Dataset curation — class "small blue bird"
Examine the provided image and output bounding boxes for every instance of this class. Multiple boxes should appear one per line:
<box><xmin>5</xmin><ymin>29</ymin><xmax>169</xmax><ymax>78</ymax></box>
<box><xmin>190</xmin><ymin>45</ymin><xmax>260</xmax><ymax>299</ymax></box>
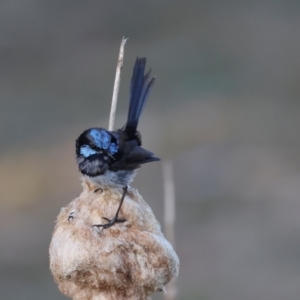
<box><xmin>75</xmin><ymin>58</ymin><xmax>159</xmax><ymax>229</ymax></box>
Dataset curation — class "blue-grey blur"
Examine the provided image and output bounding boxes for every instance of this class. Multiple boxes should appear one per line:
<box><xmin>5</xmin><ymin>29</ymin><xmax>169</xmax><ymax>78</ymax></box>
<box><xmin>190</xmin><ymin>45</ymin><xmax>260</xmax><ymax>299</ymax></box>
<box><xmin>1</xmin><ymin>1</ymin><xmax>300</xmax><ymax>300</ymax></box>
<box><xmin>76</xmin><ymin>58</ymin><xmax>159</xmax><ymax>187</ymax></box>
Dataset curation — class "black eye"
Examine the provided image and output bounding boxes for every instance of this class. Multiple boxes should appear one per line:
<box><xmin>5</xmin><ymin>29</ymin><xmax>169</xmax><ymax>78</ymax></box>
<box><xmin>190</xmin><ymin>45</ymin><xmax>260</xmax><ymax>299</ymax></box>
<box><xmin>90</xmin><ymin>144</ymin><xmax>98</xmax><ymax>150</ymax></box>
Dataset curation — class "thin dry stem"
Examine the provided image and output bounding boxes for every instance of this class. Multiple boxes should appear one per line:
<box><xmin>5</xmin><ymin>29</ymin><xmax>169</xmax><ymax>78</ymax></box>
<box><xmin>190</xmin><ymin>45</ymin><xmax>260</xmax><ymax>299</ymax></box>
<box><xmin>163</xmin><ymin>160</ymin><xmax>175</xmax><ymax>246</ymax></box>
<box><xmin>108</xmin><ymin>37</ymin><xmax>128</xmax><ymax>131</ymax></box>
<box><xmin>163</xmin><ymin>160</ymin><xmax>177</xmax><ymax>300</ymax></box>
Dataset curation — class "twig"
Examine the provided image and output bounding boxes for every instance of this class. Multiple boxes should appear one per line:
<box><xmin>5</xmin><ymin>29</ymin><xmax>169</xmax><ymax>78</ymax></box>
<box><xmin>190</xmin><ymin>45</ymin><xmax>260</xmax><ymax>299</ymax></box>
<box><xmin>163</xmin><ymin>160</ymin><xmax>177</xmax><ymax>300</ymax></box>
<box><xmin>108</xmin><ymin>37</ymin><xmax>128</xmax><ymax>131</ymax></box>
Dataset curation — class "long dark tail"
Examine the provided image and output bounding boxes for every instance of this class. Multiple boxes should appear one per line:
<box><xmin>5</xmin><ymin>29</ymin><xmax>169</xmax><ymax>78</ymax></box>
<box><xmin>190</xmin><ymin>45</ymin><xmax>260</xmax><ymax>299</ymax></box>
<box><xmin>124</xmin><ymin>57</ymin><xmax>155</xmax><ymax>138</ymax></box>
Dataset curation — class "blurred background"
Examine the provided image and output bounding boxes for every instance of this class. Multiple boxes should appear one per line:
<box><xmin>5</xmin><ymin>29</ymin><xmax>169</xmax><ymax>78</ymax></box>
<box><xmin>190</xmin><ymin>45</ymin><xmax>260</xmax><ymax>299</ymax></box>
<box><xmin>1</xmin><ymin>1</ymin><xmax>300</xmax><ymax>299</ymax></box>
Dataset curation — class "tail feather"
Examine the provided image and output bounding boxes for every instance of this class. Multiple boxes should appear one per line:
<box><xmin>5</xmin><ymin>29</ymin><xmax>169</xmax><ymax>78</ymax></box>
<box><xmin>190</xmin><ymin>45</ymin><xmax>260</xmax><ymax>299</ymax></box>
<box><xmin>125</xmin><ymin>57</ymin><xmax>155</xmax><ymax>137</ymax></box>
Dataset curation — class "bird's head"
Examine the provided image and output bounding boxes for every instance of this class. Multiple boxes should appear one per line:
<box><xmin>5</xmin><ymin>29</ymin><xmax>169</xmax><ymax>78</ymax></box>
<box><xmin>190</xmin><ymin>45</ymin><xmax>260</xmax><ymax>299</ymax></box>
<box><xmin>76</xmin><ymin>128</ymin><xmax>118</xmax><ymax>177</ymax></box>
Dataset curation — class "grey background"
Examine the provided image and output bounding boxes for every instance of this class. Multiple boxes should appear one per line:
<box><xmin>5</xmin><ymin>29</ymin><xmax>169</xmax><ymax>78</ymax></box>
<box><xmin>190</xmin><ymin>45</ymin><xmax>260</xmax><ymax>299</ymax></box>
<box><xmin>1</xmin><ymin>1</ymin><xmax>300</xmax><ymax>299</ymax></box>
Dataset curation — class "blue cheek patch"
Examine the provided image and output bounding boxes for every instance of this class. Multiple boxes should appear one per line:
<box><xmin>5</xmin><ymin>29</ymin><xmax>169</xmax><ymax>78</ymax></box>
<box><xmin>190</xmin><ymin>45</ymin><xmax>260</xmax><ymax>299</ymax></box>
<box><xmin>80</xmin><ymin>145</ymin><xmax>97</xmax><ymax>157</ymax></box>
<box><xmin>90</xmin><ymin>129</ymin><xmax>118</xmax><ymax>155</ymax></box>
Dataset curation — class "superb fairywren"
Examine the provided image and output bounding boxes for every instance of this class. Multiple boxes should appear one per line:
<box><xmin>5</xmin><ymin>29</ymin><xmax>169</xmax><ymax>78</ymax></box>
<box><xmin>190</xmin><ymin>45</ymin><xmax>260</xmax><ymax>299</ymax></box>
<box><xmin>75</xmin><ymin>57</ymin><xmax>160</xmax><ymax>229</ymax></box>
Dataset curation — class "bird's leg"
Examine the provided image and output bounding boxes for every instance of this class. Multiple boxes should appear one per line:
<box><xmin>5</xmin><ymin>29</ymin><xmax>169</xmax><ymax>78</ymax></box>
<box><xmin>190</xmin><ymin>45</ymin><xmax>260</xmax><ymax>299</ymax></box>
<box><xmin>93</xmin><ymin>185</ymin><xmax>128</xmax><ymax>230</ymax></box>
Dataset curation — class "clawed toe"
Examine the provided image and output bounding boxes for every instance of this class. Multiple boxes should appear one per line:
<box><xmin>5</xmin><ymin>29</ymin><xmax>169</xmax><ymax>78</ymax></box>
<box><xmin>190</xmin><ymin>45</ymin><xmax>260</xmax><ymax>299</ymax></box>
<box><xmin>93</xmin><ymin>217</ymin><xmax>126</xmax><ymax>230</ymax></box>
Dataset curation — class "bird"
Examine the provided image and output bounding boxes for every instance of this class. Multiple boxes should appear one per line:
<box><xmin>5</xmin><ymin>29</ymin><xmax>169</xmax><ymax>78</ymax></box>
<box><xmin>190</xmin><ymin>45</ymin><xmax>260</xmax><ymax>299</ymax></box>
<box><xmin>75</xmin><ymin>57</ymin><xmax>160</xmax><ymax>230</ymax></box>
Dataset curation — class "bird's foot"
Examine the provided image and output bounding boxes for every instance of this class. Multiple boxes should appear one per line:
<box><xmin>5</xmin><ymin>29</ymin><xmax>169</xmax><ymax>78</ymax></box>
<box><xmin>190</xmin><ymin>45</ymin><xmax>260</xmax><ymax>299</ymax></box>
<box><xmin>93</xmin><ymin>185</ymin><xmax>128</xmax><ymax>231</ymax></box>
